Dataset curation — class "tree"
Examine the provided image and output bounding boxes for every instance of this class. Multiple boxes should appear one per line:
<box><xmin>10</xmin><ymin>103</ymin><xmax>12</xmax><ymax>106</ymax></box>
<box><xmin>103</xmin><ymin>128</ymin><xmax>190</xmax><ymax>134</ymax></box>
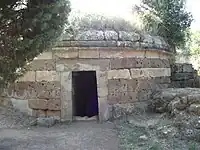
<box><xmin>135</xmin><ymin>0</ymin><xmax>193</xmax><ymax>51</ymax></box>
<box><xmin>0</xmin><ymin>0</ymin><xmax>71</xmax><ymax>86</ymax></box>
<box><xmin>188</xmin><ymin>31</ymin><xmax>200</xmax><ymax>55</ymax></box>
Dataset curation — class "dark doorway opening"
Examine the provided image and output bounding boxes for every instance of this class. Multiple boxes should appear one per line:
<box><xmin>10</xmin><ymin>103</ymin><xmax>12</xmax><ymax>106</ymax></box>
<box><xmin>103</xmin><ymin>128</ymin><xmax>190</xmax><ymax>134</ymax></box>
<box><xmin>72</xmin><ymin>71</ymin><xmax>99</xmax><ymax>118</ymax></box>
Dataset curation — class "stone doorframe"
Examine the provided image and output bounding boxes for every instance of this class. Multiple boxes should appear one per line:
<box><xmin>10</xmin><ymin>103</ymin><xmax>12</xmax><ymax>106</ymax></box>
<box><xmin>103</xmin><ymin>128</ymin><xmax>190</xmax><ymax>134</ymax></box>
<box><xmin>60</xmin><ymin>63</ymin><xmax>109</xmax><ymax>122</ymax></box>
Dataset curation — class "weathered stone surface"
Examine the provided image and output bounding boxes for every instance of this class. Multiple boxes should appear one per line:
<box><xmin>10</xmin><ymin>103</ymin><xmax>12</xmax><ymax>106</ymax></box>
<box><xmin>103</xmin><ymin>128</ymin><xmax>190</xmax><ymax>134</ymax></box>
<box><xmin>142</xmin><ymin>34</ymin><xmax>154</xmax><ymax>43</ymax></box>
<box><xmin>75</xmin><ymin>30</ymin><xmax>104</xmax><ymax>41</ymax></box>
<box><xmin>99</xmin><ymin>50</ymin><xmax>123</xmax><ymax>58</ymax></box>
<box><xmin>110</xmin><ymin>58</ymin><xmax>136</xmax><ymax>69</ymax></box>
<box><xmin>172</xmin><ymin>73</ymin><xmax>194</xmax><ymax>81</ymax></box>
<box><xmin>11</xmin><ymin>98</ymin><xmax>32</xmax><ymax>115</ymax></box>
<box><xmin>28</xmin><ymin>60</ymin><xmax>56</xmax><ymax>71</ymax></box>
<box><xmin>97</xmin><ymin>87</ymin><xmax>108</xmax><ymax>97</ymax></box>
<box><xmin>57</xmin><ymin>59</ymin><xmax>110</xmax><ymax>71</ymax></box>
<box><xmin>46</xmin><ymin>110</ymin><xmax>61</xmax><ymax>118</ymax></box>
<box><xmin>47</xmin><ymin>99</ymin><xmax>61</xmax><ymax>110</ymax></box>
<box><xmin>36</xmin><ymin>71</ymin><xmax>60</xmax><ymax>82</ymax></box>
<box><xmin>108</xmin><ymin>69</ymin><xmax>131</xmax><ymax>79</ymax></box>
<box><xmin>14</xmin><ymin>82</ymin><xmax>37</xmax><ymax>99</ymax></box>
<box><xmin>188</xmin><ymin>104</ymin><xmax>200</xmax><ymax>115</ymax></box>
<box><xmin>28</xmin><ymin>99</ymin><xmax>48</xmax><ymax>110</ymax></box>
<box><xmin>152</xmin><ymin>36</ymin><xmax>162</xmax><ymax>46</ymax></box>
<box><xmin>130</xmin><ymin>68</ymin><xmax>171</xmax><ymax>78</ymax></box>
<box><xmin>145</xmin><ymin>51</ymin><xmax>160</xmax><ymax>59</ymax></box>
<box><xmin>56</xmin><ymin>64</ymin><xmax>65</xmax><ymax>72</ymax></box>
<box><xmin>53</xmin><ymin>50</ymin><xmax>78</xmax><ymax>59</ymax></box>
<box><xmin>182</xmin><ymin>64</ymin><xmax>193</xmax><ymax>73</ymax></box>
<box><xmin>17</xmin><ymin>71</ymin><xmax>36</xmax><ymax>82</ymax></box>
<box><xmin>34</xmin><ymin>52</ymin><xmax>52</xmax><ymax>60</ymax></box>
<box><xmin>32</xmin><ymin>109</ymin><xmax>46</xmax><ymax>117</ymax></box>
<box><xmin>127</xmin><ymin>79</ymin><xmax>138</xmax><ymax>91</ymax></box>
<box><xmin>60</xmin><ymin>72</ymin><xmax>72</xmax><ymax>121</ymax></box>
<box><xmin>104</xmin><ymin>30</ymin><xmax>118</xmax><ymax>40</ymax></box>
<box><xmin>110</xmin><ymin>103</ymin><xmax>135</xmax><ymax>120</ymax></box>
<box><xmin>119</xmin><ymin>31</ymin><xmax>140</xmax><ymax>42</ymax></box>
<box><xmin>79</xmin><ymin>50</ymin><xmax>99</xmax><ymax>58</ymax></box>
<box><xmin>98</xmin><ymin>97</ymin><xmax>110</xmax><ymax>121</ymax></box>
<box><xmin>117</xmin><ymin>41</ymin><xmax>140</xmax><ymax>48</ymax></box>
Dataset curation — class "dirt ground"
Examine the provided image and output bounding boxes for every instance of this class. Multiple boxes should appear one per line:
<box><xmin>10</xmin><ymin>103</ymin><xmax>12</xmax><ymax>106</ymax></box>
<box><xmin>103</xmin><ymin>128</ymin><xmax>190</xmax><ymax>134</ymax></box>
<box><xmin>0</xmin><ymin>106</ymin><xmax>120</xmax><ymax>150</ymax></box>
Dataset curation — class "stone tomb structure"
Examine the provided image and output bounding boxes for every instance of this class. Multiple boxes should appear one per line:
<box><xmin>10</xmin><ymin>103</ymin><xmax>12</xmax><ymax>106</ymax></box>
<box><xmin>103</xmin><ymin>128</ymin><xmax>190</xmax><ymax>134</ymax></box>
<box><xmin>0</xmin><ymin>30</ymin><xmax>172</xmax><ymax>122</ymax></box>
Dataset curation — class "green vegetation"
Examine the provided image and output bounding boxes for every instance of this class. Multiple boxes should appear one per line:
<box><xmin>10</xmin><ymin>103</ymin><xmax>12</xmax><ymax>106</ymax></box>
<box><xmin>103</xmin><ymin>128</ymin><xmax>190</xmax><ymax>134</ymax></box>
<box><xmin>135</xmin><ymin>0</ymin><xmax>193</xmax><ymax>51</ymax></box>
<box><xmin>0</xmin><ymin>0</ymin><xmax>71</xmax><ymax>86</ymax></box>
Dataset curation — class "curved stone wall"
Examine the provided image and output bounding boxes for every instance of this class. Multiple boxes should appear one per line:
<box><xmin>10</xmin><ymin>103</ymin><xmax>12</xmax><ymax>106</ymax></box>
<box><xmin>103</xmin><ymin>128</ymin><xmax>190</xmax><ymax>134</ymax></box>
<box><xmin>59</xmin><ymin>30</ymin><xmax>170</xmax><ymax>51</ymax></box>
<box><xmin>0</xmin><ymin>30</ymin><xmax>172</xmax><ymax>122</ymax></box>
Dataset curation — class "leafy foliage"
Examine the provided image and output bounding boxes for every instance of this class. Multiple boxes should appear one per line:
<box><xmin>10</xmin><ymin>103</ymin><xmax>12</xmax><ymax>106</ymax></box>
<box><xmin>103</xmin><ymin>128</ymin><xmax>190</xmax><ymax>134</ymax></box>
<box><xmin>135</xmin><ymin>0</ymin><xmax>193</xmax><ymax>51</ymax></box>
<box><xmin>188</xmin><ymin>31</ymin><xmax>200</xmax><ymax>55</ymax></box>
<box><xmin>0</xmin><ymin>0</ymin><xmax>71</xmax><ymax>86</ymax></box>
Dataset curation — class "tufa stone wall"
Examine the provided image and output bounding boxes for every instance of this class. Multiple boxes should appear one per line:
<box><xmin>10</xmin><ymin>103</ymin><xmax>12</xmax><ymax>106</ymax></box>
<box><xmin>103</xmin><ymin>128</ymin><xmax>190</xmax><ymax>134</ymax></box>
<box><xmin>0</xmin><ymin>29</ymin><xmax>172</xmax><ymax>122</ymax></box>
<box><xmin>171</xmin><ymin>63</ymin><xmax>200</xmax><ymax>88</ymax></box>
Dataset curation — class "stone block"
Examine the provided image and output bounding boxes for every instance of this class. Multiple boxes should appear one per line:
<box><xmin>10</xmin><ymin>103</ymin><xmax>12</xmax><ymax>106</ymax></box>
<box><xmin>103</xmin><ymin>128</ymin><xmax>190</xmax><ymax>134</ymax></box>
<box><xmin>105</xmin><ymin>30</ymin><xmax>118</xmax><ymax>40</ymax></box>
<box><xmin>117</xmin><ymin>41</ymin><xmax>140</xmax><ymax>49</ymax></box>
<box><xmin>110</xmin><ymin>58</ymin><xmax>136</xmax><ymax>69</ymax></box>
<box><xmin>188</xmin><ymin>104</ymin><xmax>200</xmax><ymax>115</ymax></box>
<box><xmin>108</xmin><ymin>69</ymin><xmax>131</xmax><ymax>79</ymax></box>
<box><xmin>99</xmin><ymin>50</ymin><xmax>123</xmax><ymax>58</ymax></box>
<box><xmin>182</xmin><ymin>64</ymin><xmax>193</xmax><ymax>73</ymax></box>
<box><xmin>71</xmin><ymin>41</ymin><xmax>112</xmax><ymax>47</ymax></box>
<box><xmin>137</xmin><ymin>79</ymin><xmax>152</xmax><ymax>90</ymax></box>
<box><xmin>108</xmin><ymin>79</ymin><xmax>128</xmax><ymax>94</ymax></box>
<box><xmin>135</xmin><ymin>58</ymin><xmax>144</xmax><ymax>68</ymax></box>
<box><xmin>98</xmin><ymin>97</ymin><xmax>110</xmax><ymax>122</ymax></box>
<box><xmin>79</xmin><ymin>50</ymin><xmax>99</xmax><ymax>58</ymax></box>
<box><xmin>142</xmin><ymin>58</ymin><xmax>151</xmax><ymax>68</ymax></box>
<box><xmin>75</xmin><ymin>30</ymin><xmax>104</xmax><ymax>40</ymax></box>
<box><xmin>14</xmin><ymin>81</ymin><xmax>37</xmax><ymax>99</ymax></box>
<box><xmin>46</xmin><ymin>110</ymin><xmax>61</xmax><ymax>118</ymax></box>
<box><xmin>36</xmin><ymin>71</ymin><xmax>60</xmax><ymax>82</ymax></box>
<box><xmin>142</xmin><ymin>34</ymin><xmax>154</xmax><ymax>43</ymax></box>
<box><xmin>34</xmin><ymin>52</ymin><xmax>52</xmax><ymax>60</ymax></box>
<box><xmin>36</xmin><ymin>81</ymin><xmax>61</xmax><ymax>99</ymax></box>
<box><xmin>28</xmin><ymin>99</ymin><xmax>48</xmax><ymax>110</ymax></box>
<box><xmin>28</xmin><ymin>60</ymin><xmax>56</xmax><ymax>71</ymax></box>
<box><xmin>159</xmin><ymin>52</ymin><xmax>170</xmax><ymax>60</ymax></box>
<box><xmin>11</xmin><ymin>98</ymin><xmax>32</xmax><ymax>115</ymax></box>
<box><xmin>187</xmin><ymin>94</ymin><xmax>200</xmax><ymax>104</ymax></box>
<box><xmin>17</xmin><ymin>71</ymin><xmax>36</xmax><ymax>82</ymax></box>
<box><xmin>57</xmin><ymin>59</ymin><xmax>110</xmax><ymax>71</ymax></box>
<box><xmin>122</xmin><ymin>50</ymin><xmax>145</xmax><ymax>58</ymax></box>
<box><xmin>172</xmin><ymin>64</ymin><xmax>183</xmax><ymax>73</ymax></box>
<box><xmin>128</xmin><ymin>91</ymin><xmax>138</xmax><ymax>102</ymax></box>
<box><xmin>98</xmin><ymin>87</ymin><xmax>108</xmax><ymax>97</ymax></box>
<box><xmin>32</xmin><ymin>109</ymin><xmax>47</xmax><ymax>117</ymax></box>
<box><xmin>172</xmin><ymin>73</ymin><xmax>194</xmax><ymax>81</ymax></box>
<box><xmin>137</xmin><ymin>89</ymin><xmax>152</xmax><ymax>101</ymax></box>
<box><xmin>119</xmin><ymin>31</ymin><xmax>140</xmax><ymax>41</ymax></box>
<box><xmin>108</xmin><ymin>94</ymin><xmax>121</xmax><ymax>104</ymax></box>
<box><xmin>53</xmin><ymin>50</ymin><xmax>78</xmax><ymax>59</ymax></box>
<box><xmin>47</xmin><ymin>99</ymin><xmax>61</xmax><ymax>110</ymax></box>
<box><xmin>56</xmin><ymin>64</ymin><xmax>65</xmax><ymax>72</ymax></box>
<box><xmin>127</xmin><ymin>79</ymin><xmax>138</xmax><ymax>91</ymax></box>
<box><xmin>130</xmin><ymin>69</ymin><xmax>142</xmax><ymax>78</ymax></box>
<box><xmin>145</xmin><ymin>51</ymin><xmax>160</xmax><ymax>59</ymax></box>
<box><xmin>150</xmin><ymin>59</ymin><xmax>163</xmax><ymax>68</ymax></box>
<box><xmin>61</xmin><ymin>72</ymin><xmax>72</xmax><ymax>92</ymax></box>
<box><xmin>97</xmin><ymin>71</ymin><xmax>108</xmax><ymax>87</ymax></box>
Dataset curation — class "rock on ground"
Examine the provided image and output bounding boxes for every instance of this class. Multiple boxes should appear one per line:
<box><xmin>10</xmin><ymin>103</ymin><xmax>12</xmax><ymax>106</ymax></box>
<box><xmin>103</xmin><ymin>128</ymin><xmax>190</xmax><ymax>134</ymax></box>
<box><xmin>0</xmin><ymin>106</ymin><xmax>37</xmax><ymax>129</ymax></box>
